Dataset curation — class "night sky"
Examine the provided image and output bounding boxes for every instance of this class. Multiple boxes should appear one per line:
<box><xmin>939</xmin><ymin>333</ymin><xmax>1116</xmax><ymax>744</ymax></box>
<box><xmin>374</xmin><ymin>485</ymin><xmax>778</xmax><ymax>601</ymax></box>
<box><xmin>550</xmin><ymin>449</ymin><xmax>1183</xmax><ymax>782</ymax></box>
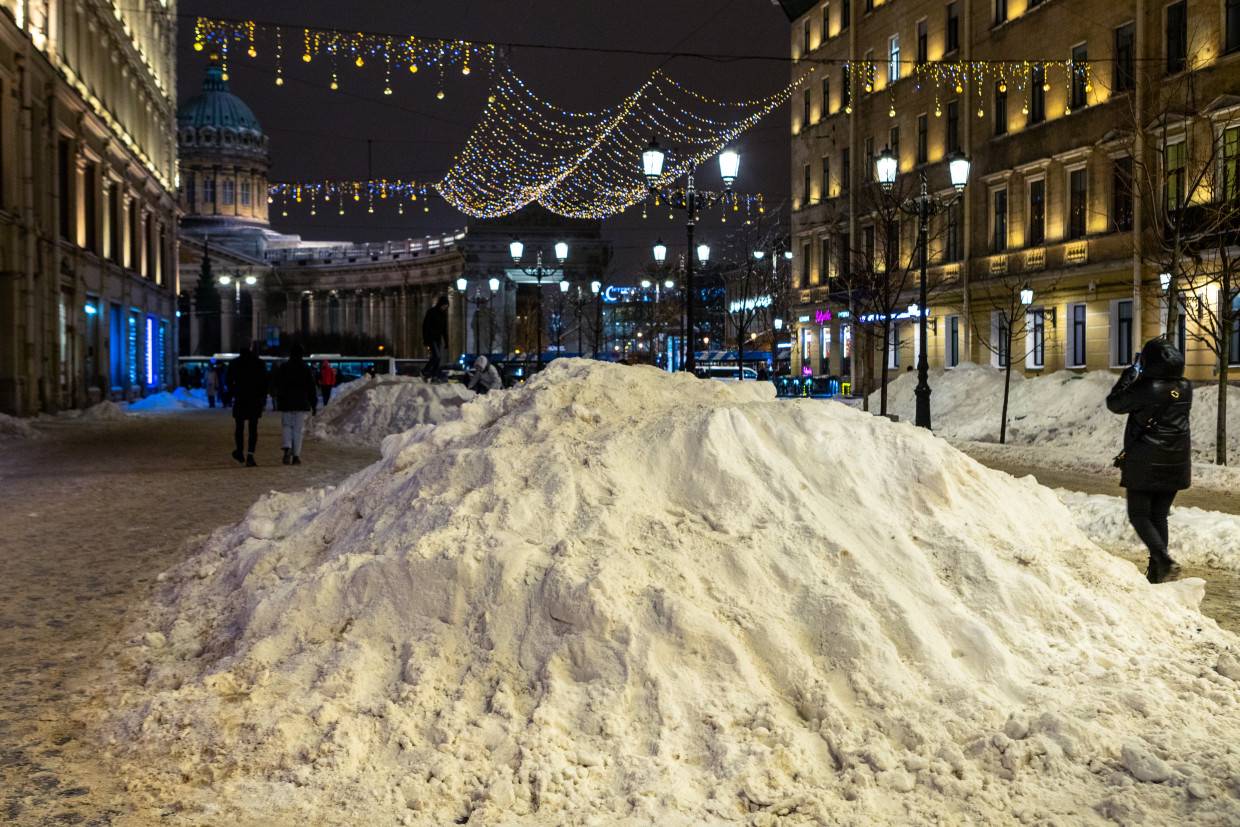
<box><xmin>175</xmin><ymin>0</ymin><xmax>792</xmax><ymax>274</ymax></box>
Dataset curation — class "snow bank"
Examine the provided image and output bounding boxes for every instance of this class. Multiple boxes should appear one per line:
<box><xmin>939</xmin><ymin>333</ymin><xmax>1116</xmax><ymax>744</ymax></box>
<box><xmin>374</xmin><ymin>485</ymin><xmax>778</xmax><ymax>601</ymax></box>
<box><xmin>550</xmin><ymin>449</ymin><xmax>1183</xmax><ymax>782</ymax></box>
<box><xmin>1058</xmin><ymin>488</ymin><xmax>1240</xmax><ymax>572</ymax></box>
<box><xmin>0</xmin><ymin>412</ymin><xmax>40</xmax><ymax>440</ymax></box>
<box><xmin>79</xmin><ymin>400</ymin><xmax>127</xmax><ymax>421</ymax></box>
<box><xmin>127</xmin><ymin>388</ymin><xmax>209</xmax><ymax>413</ymax></box>
<box><xmin>112</xmin><ymin>360</ymin><xmax>1240</xmax><ymax>825</ymax></box>
<box><xmin>872</xmin><ymin>364</ymin><xmax>1240</xmax><ymax>465</ymax></box>
<box><xmin>311</xmin><ymin>375</ymin><xmax>475</xmax><ymax>446</ymax></box>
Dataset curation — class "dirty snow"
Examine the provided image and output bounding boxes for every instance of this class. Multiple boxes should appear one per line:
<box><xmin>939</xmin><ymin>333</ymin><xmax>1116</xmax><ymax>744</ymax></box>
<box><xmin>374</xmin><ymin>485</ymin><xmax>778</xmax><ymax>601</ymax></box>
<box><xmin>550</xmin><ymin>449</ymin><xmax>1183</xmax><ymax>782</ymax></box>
<box><xmin>0</xmin><ymin>412</ymin><xmax>40</xmax><ymax>441</ymax></box>
<box><xmin>310</xmin><ymin>375</ymin><xmax>474</xmax><ymax>447</ymax></box>
<box><xmin>77</xmin><ymin>400</ymin><xmax>127</xmax><ymax>421</ymax></box>
<box><xmin>98</xmin><ymin>360</ymin><xmax>1240</xmax><ymax>825</ymax></box>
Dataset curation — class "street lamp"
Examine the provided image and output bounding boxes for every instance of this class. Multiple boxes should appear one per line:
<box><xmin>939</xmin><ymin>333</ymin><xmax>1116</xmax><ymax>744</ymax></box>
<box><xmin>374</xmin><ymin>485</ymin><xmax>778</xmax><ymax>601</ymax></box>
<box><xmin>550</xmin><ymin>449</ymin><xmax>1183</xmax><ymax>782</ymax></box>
<box><xmin>783</xmin><ymin>250</ymin><xmax>793</xmax><ymax>262</ymax></box>
<box><xmin>1020</xmin><ymin>286</ymin><xmax>1034</xmax><ymax>306</ymax></box>
<box><xmin>510</xmin><ymin>238</ymin><xmax>569</xmax><ymax>369</ymax></box>
<box><xmin>696</xmin><ymin>244</ymin><xmax>711</xmax><ymax>265</ymax></box>
<box><xmin>1160</xmin><ymin>272</ymin><xmax>1173</xmax><ymax>292</ymax></box>
<box><xmin>878</xmin><ymin>147</ymin><xmax>972</xmax><ymax>429</ymax></box>
<box><xmin>639</xmin><ymin>135</ymin><xmax>740</xmax><ymax>372</ymax></box>
<box><xmin>456</xmin><ymin>277</ymin><xmax>468</xmax><ymax>291</ymax></box>
<box><xmin>489</xmin><ymin>276</ymin><xmax>501</xmax><ymax>293</ymax></box>
<box><xmin>590</xmin><ymin>280</ymin><xmax>602</xmax><ymax>358</ymax></box>
<box><xmin>753</xmin><ymin>250</ymin><xmax>765</xmax><ymax>261</ymax></box>
<box><xmin>218</xmin><ymin>271</ymin><xmax>258</xmax><ymax>351</ymax></box>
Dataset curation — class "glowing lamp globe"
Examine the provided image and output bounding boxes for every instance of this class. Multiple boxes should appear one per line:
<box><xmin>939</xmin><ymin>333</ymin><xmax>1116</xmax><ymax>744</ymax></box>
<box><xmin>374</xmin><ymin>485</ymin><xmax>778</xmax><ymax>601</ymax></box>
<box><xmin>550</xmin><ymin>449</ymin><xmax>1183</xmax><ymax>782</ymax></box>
<box><xmin>696</xmin><ymin>243</ymin><xmax>711</xmax><ymax>264</ymax></box>
<box><xmin>642</xmin><ymin>136</ymin><xmax>666</xmax><ymax>186</ymax></box>
<box><xmin>509</xmin><ymin>239</ymin><xmax>524</xmax><ymax>263</ymax></box>
<box><xmin>876</xmin><ymin>146</ymin><xmax>898</xmax><ymax>190</ymax></box>
<box><xmin>652</xmin><ymin>240</ymin><xmax>667</xmax><ymax>264</ymax></box>
<box><xmin>456</xmin><ymin>277</ymin><xmax>468</xmax><ymax>291</ymax></box>
<box><xmin>554</xmin><ymin>241</ymin><xmax>569</xmax><ymax>263</ymax></box>
<box><xmin>718</xmin><ymin>148</ymin><xmax>740</xmax><ymax>189</ymax></box>
<box><xmin>947</xmin><ymin>151</ymin><xmax>971</xmax><ymax>192</ymax></box>
<box><xmin>489</xmin><ymin>277</ymin><xmax>501</xmax><ymax>292</ymax></box>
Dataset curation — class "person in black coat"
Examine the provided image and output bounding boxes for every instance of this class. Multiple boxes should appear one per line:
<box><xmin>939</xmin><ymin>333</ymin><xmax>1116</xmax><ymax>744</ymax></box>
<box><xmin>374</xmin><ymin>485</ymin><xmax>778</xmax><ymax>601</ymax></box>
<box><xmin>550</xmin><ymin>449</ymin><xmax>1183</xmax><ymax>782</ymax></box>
<box><xmin>273</xmin><ymin>344</ymin><xmax>318</xmax><ymax>465</ymax></box>
<box><xmin>229</xmin><ymin>346</ymin><xmax>268</xmax><ymax>467</ymax></box>
<box><xmin>1106</xmin><ymin>337</ymin><xmax>1193</xmax><ymax>584</ymax></box>
<box><xmin>421</xmin><ymin>296</ymin><xmax>450</xmax><ymax>381</ymax></box>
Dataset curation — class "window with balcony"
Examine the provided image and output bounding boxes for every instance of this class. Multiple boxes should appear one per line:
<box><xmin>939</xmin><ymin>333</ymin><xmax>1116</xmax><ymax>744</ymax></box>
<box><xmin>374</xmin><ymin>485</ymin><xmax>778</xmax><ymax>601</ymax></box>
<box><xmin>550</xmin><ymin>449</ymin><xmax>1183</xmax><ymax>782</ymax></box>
<box><xmin>1068</xmin><ymin>302</ymin><xmax>1087</xmax><ymax>367</ymax></box>
<box><xmin>994</xmin><ymin>82</ymin><xmax>1008</xmax><ymax>136</ymax></box>
<box><xmin>1165</xmin><ymin>140</ymin><xmax>1186</xmax><ymax>211</ymax></box>
<box><xmin>1068</xmin><ymin>167</ymin><xmax>1087</xmax><ymax>240</ymax></box>
<box><xmin>1114</xmin><ymin>22</ymin><xmax>1135</xmax><ymax>92</ymax></box>
<box><xmin>992</xmin><ymin>188</ymin><xmax>1008</xmax><ymax>252</ymax></box>
<box><xmin>1228</xmin><ymin>0</ymin><xmax>1240</xmax><ymax>54</ymax></box>
<box><xmin>946</xmin><ymin>2</ymin><xmax>959</xmax><ymax>53</ymax></box>
<box><xmin>1070</xmin><ymin>44</ymin><xmax>1088</xmax><ymax>110</ymax></box>
<box><xmin>946</xmin><ymin>100</ymin><xmax>960</xmax><ymax>153</ymax></box>
<box><xmin>889</xmin><ymin>35</ymin><xmax>901</xmax><ymax>82</ymax></box>
<box><xmin>1112</xmin><ymin>155</ymin><xmax>1133</xmax><ymax>231</ymax></box>
<box><xmin>108</xmin><ymin>184</ymin><xmax>121</xmax><ymax>264</ymax></box>
<box><xmin>1029</xmin><ymin>65</ymin><xmax>1046</xmax><ymax>125</ymax></box>
<box><xmin>802</xmin><ymin>242</ymin><xmax>812</xmax><ymax>287</ymax></box>
<box><xmin>916</xmin><ymin>19</ymin><xmax>928</xmax><ymax>65</ymax></box>
<box><xmin>58</xmin><ymin>138</ymin><xmax>72</xmax><ymax>241</ymax></box>
<box><xmin>1167</xmin><ymin>1</ymin><xmax>1187</xmax><ymax>75</ymax></box>
<box><xmin>916</xmin><ymin>114</ymin><xmax>928</xmax><ymax>164</ymax></box>
<box><xmin>1028</xmin><ymin>179</ymin><xmax>1046</xmax><ymax>246</ymax></box>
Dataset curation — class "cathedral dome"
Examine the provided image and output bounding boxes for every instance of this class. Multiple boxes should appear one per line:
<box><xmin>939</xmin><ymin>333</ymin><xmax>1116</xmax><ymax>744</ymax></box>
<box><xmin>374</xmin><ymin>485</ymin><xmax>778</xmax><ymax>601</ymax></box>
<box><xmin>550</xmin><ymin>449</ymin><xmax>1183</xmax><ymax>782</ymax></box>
<box><xmin>177</xmin><ymin>58</ymin><xmax>268</xmax><ymax>159</ymax></box>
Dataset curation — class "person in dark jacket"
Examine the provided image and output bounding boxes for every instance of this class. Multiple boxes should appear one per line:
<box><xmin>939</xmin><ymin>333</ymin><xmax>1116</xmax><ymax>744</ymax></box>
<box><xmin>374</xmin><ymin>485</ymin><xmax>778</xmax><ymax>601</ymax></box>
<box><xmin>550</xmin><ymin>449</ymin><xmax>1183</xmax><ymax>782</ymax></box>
<box><xmin>274</xmin><ymin>344</ymin><xmax>318</xmax><ymax>465</ymax></box>
<box><xmin>229</xmin><ymin>346</ymin><xmax>268</xmax><ymax>467</ymax></box>
<box><xmin>1106</xmin><ymin>337</ymin><xmax>1193</xmax><ymax>584</ymax></box>
<box><xmin>421</xmin><ymin>296</ymin><xmax>450</xmax><ymax>381</ymax></box>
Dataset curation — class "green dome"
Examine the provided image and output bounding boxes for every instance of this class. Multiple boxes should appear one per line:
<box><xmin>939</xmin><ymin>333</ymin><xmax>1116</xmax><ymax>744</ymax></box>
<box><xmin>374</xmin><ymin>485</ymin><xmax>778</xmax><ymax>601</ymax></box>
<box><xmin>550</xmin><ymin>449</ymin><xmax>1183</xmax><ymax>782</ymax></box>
<box><xmin>178</xmin><ymin>63</ymin><xmax>263</xmax><ymax>134</ymax></box>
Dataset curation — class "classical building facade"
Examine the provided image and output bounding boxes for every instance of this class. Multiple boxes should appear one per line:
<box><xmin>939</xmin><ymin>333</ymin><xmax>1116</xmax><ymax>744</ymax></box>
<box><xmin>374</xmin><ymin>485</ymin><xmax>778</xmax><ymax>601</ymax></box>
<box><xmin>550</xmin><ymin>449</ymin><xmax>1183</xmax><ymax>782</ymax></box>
<box><xmin>781</xmin><ymin>0</ymin><xmax>1240</xmax><ymax>385</ymax></box>
<box><xmin>0</xmin><ymin>0</ymin><xmax>179</xmax><ymax>414</ymax></box>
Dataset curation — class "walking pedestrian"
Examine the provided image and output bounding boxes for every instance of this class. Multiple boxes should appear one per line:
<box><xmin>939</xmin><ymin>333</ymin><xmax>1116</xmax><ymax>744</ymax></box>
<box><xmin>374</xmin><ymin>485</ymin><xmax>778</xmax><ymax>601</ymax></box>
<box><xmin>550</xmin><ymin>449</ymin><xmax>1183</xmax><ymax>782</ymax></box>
<box><xmin>229</xmin><ymin>346</ymin><xmax>268</xmax><ymax>467</ymax></box>
<box><xmin>318</xmin><ymin>359</ymin><xmax>337</xmax><ymax>407</ymax></box>
<box><xmin>421</xmin><ymin>296</ymin><xmax>450</xmax><ymax>381</ymax></box>
<box><xmin>204</xmin><ymin>364</ymin><xmax>219</xmax><ymax>409</ymax></box>
<box><xmin>274</xmin><ymin>344</ymin><xmax>318</xmax><ymax>466</ymax></box>
<box><xmin>1106</xmin><ymin>337</ymin><xmax>1193</xmax><ymax>584</ymax></box>
<box><xmin>466</xmin><ymin>355</ymin><xmax>503</xmax><ymax>394</ymax></box>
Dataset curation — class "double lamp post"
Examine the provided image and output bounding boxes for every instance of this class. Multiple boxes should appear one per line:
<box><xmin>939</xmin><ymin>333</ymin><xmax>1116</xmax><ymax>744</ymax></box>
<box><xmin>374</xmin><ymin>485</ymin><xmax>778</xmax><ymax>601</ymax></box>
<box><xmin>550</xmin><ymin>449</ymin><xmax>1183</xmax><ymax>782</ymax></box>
<box><xmin>874</xmin><ymin>146</ymin><xmax>970</xmax><ymax>429</ymax></box>
<box><xmin>508</xmin><ymin>239</ymin><xmax>568</xmax><ymax>369</ymax></box>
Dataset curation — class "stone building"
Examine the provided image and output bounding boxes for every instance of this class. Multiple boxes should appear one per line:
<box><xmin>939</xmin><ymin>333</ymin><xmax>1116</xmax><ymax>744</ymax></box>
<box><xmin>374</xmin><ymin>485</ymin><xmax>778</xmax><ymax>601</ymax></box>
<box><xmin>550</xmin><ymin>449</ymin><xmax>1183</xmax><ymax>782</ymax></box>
<box><xmin>0</xmin><ymin>0</ymin><xmax>179</xmax><ymax>414</ymax></box>
<box><xmin>780</xmin><ymin>0</ymin><xmax>1240</xmax><ymax>385</ymax></box>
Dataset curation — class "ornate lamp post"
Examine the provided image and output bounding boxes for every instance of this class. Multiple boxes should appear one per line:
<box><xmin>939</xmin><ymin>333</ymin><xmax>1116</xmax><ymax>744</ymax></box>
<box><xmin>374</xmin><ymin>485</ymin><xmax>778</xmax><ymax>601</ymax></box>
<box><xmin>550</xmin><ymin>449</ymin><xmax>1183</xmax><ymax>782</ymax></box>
<box><xmin>509</xmin><ymin>239</ymin><xmax>568</xmax><ymax>369</ymax></box>
<box><xmin>218</xmin><ymin>272</ymin><xmax>258</xmax><ymax>351</ymax></box>
<box><xmin>641</xmin><ymin>138</ymin><xmax>739</xmax><ymax>372</ymax></box>
<box><xmin>876</xmin><ymin>146</ymin><xmax>971</xmax><ymax>429</ymax></box>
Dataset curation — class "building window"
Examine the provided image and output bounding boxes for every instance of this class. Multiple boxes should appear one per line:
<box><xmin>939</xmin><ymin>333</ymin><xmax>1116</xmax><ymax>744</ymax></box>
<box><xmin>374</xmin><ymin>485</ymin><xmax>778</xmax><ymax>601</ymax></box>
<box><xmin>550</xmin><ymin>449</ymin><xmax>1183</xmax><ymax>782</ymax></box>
<box><xmin>994</xmin><ymin>82</ymin><xmax>1008</xmax><ymax>136</ymax></box>
<box><xmin>108</xmin><ymin>184</ymin><xmax>121</xmax><ymax>264</ymax></box>
<box><xmin>1028</xmin><ymin>308</ymin><xmax>1046</xmax><ymax>368</ymax></box>
<box><xmin>1070</xmin><ymin>44</ymin><xmax>1088</xmax><ymax>110</ymax></box>
<box><xmin>803</xmin><ymin>163</ymin><xmax>812</xmax><ymax>207</ymax></box>
<box><xmin>1114</xmin><ymin>22</ymin><xmax>1136</xmax><ymax>92</ymax></box>
<box><xmin>1113</xmin><ymin>299</ymin><xmax>1134</xmax><ymax>365</ymax></box>
<box><xmin>1165</xmin><ymin>140</ymin><xmax>1187</xmax><ymax>211</ymax></box>
<box><xmin>865</xmin><ymin>0</ymin><xmax>874</xmax><ymax>11</ymax></box>
<box><xmin>241</xmin><ymin>179</ymin><xmax>252</xmax><ymax>206</ymax></box>
<box><xmin>803</xmin><ymin>20</ymin><xmax>811</xmax><ymax>55</ymax></box>
<box><xmin>222</xmin><ymin>179</ymin><xmax>235</xmax><ymax>205</ymax></box>
<box><xmin>820</xmin><ymin>236</ymin><xmax>831</xmax><ymax>282</ymax></box>
<box><xmin>1222</xmin><ymin>126</ymin><xmax>1240</xmax><ymax>201</ymax></box>
<box><xmin>822</xmin><ymin>77</ymin><xmax>831</xmax><ymax>116</ymax></box>
<box><xmin>994</xmin><ymin>0</ymin><xmax>1007</xmax><ymax>24</ymax></box>
<box><xmin>1231</xmin><ymin>295</ymin><xmax>1240</xmax><ymax>364</ymax></box>
<box><xmin>888</xmin><ymin>35</ymin><xmax>901</xmax><ymax>82</ymax></box>
<box><xmin>916</xmin><ymin>19</ymin><xmax>928</xmax><ymax>65</ymax></box>
<box><xmin>58</xmin><ymin>138</ymin><xmax>72</xmax><ymax>241</ymax></box>
<box><xmin>864</xmin><ymin>136</ymin><xmax>875</xmax><ymax>183</ymax></box>
<box><xmin>946</xmin><ymin>100</ymin><xmax>960</xmax><ymax>153</ymax></box>
<box><xmin>916</xmin><ymin>114</ymin><xmax>928</xmax><ymax>164</ymax></box>
<box><xmin>803</xmin><ymin>88</ymin><xmax>812</xmax><ymax>126</ymax></box>
<box><xmin>802</xmin><ymin>241</ymin><xmax>812</xmax><ymax>287</ymax></box>
<box><xmin>1068</xmin><ymin>303</ymin><xmax>1087</xmax><ymax>366</ymax></box>
<box><xmin>203</xmin><ymin>176</ymin><xmax>216</xmax><ymax>204</ymax></box>
<box><xmin>1029</xmin><ymin>64</ymin><xmax>1046</xmax><ymax>124</ymax></box>
<box><xmin>1112</xmin><ymin>156</ymin><xmax>1134</xmax><ymax>231</ymax></box>
<box><xmin>1167</xmin><ymin>1</ymin><xmax>1187</xmax><ymax>74</ymax></box>
<box><xmin>946</xmin><ymin>2</ymin><xmax>959</xmax><ymax>53</ymax></box>
<box><xmin>128</xmin><ymin>198</ymin><xmax>140</xmax><ymax>271</ymax></box>
<box><xmin>1068</xmin><ymin>167</ymin><xmax>1087</xmax><ymax>239</ymax></box>
<box><xmin>837</xmin><ymin>232</ymin><xmax>851</xmax><ymax>279</ymax></box>
<box><xmin>823</xmin><ymin>3</ymin><xmax>831</xmax><ymax>39</ymax></box>
<box><xmin>945</xmin><ymin>201</ymin><xmax>963</xmax><ymax>262</ymax></box>
<box><xmin>1028</xmin><ymin>179</ymin><xmax>1046</xmax><ymax>246</ymax></box>
<box><xmin>841</xmin><ymin>148</ymin><xmax>850</xmax><ymax>192</ymax></box>
<box><xmin>1229</xmin><ymin>0</ymin><xmax>1240</xmax><ymax>54</ymax></box>
<box><xmin>83</xmin><ymin>162</ymin><xmax>98</xmax><ymax>253</ymax></box>
<box><xmin>992</xmin><ymin>188</ymin><xmax>1008</xmax><ymax>252</ymax></box>
<box><xmin>841</xmin><ymin>64</ymin><xmax>851</xmax><ymax>110</ymax></box>
<box><xmin>822</xmin><ymin>156</ymin><xmax>831</xmax><ymax>200</ymax></box>
<box><xmin>888</xmin><ymin>321</ymin><xmax>900</xmax><ymax>368</ymax></box>
<box><xmin>993</xmin><ymin>312</ymin><xmax>1011</xmax><ymax>368</ymax></box>
<box><xmin>863</xmin><ymin>224</ymin><xmax>876</xmax><ymax>263</ymax></box>
<box><xmin>947</xmin><ymin>316</ymin><xmax>960</xmax><ymax>367</ymax></box>
<box><xmin>841</xmin><ymin>0</ymin><xmax>850</xmax><ymax>29</ymax></box>
<box><xmin>185</xmin><ymin>175</ymin><xmax>196</xmax><ymax>209</ymax></box>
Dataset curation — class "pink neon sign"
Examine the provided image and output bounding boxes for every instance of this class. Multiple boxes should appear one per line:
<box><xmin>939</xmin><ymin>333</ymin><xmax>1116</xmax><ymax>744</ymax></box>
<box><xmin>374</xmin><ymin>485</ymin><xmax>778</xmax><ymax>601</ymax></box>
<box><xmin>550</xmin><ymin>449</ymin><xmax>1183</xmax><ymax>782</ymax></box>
<box><xmin>814</xmin><ymin>309</ymin><xmax>832</xmax><ymax>325</ymax></box>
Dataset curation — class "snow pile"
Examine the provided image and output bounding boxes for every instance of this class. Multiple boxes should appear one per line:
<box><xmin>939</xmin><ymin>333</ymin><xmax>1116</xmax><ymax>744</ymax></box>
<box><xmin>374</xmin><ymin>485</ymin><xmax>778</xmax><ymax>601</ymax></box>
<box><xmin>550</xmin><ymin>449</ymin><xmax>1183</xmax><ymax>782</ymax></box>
<box><xmin>127</xmin><ymin>388</ymin><xmax>209</xmax><ymax>413</ymax></box>
<box><xmin>110</xmin><ymin>360</ymin><xmax>1240</xmax><ymax>825</ymax></box>
<box><xmin>311</xmin><ymin>375</ymin><xmax>474</xmax><ymax>446</ymax></box>
<box><xmin>872</xmin><ymin>364</ymin><xmax>1239</xmax><ymax>465</ymax></box>
<box><xmin>0</xmin><ymin>412</ymin><xmax>40</xmax><ymax>440</ymax></box>
<box><xmin>1058</xmin><ymin>489</ymin><xmax>1240</xmax><ymax>572</ymax></box>
<box><xmin>79</xmin><ymin>400</ymin><xmax>127</xmax><ymax>421</ymax></box>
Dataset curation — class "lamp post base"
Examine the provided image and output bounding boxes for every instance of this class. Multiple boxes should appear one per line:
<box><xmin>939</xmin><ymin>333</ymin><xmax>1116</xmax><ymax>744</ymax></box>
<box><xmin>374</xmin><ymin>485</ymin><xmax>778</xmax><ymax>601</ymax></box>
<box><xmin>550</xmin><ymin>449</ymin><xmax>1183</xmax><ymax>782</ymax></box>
<box><xmin>913</xmin><ymin>379</ymin><xmax>932</xmax><ymax>429</ymax></box>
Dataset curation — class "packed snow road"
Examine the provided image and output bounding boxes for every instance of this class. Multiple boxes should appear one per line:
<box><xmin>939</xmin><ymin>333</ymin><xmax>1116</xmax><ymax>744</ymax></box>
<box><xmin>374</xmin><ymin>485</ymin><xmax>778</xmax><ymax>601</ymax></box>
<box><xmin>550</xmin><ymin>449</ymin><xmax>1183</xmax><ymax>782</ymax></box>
<box><xmin>0</xmin><ymin>410</ymin><xmax>377</xmax><ymax>825</ymax></box>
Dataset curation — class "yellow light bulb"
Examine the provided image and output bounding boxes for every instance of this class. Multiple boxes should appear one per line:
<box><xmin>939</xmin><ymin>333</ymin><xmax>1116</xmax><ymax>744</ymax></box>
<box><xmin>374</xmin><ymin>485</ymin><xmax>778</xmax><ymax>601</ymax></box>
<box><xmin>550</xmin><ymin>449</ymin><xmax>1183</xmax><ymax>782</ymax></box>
<box><xmin>330</xmin><ymin>79</ymin><xmax>339</xmax><ymax>90</ymax></box>
<box><xmin>845</xmin><ymin>105</ymin><xmax>852</xmax><ymax>114</ymax></box>
<box><xmin>1022</xmin><ymin>103</ymin><xmax>1029</xmax><ymax>115</ymax></box>
<box><xmin>1042</xmin><ymin>82</ymin><xmax>1051</xmax><ymax>92</ymax></box>
<box><xmin>339</xmin><ymin>208</ymin><xmax>345</xmax><ymax>215</ymax></box>
<box><xmin>935</xmin><ymin>105</ymin><xmax>942</xmax><ymax>117</ymax></box>
<box><xmin>955</xmin><ymin>83</ymin><xmax>963</xmax><ymax>93</ymax></box>
<box><xmin>487</xmin><ymin>94</ymin><xmax>496</xmax><ymax>103</ymax></box>
<box><xmin>281</xmin><ymin>209</ymin><xmax>288</xmax><ymax>217</ymax></box>
<box><xmin>423</xmin><ymin>205</ymin><xmax>429</xmax><ymax>213</ymax></box>
<box><xmin>889</xmin><ymin>105</ymin><xmax>896</xmax><ymax>117</ymax></box>
<box><xmin>462</xmin><ymin>65</ymin><xmax>471</xmax><ymax>76</ymax></box>
<box><xmin>998</xmin><ymin>82</ymin><xmax>1007</xmax><ymax>93</ymax></box>
<box><xmin>864</xmin><ymin>82</ymin><xmax>873</xmax><ymax>92</ymax></box>
<box><xmin>302</xmin><ymin>53</ymin><xmax>311</xmax><ymax>63</ymax></box>
<box><xmin>275</xmin><ymin>76</ymin><xmax>284</xmax><ymax>86</ymax></box>
<box><xmin>247</xmin><ymin>46</ymin><xmax>257</xmax><ymax>58</ymax></box>
<box><xmin>193</xmin><ymin>41</ymin><xmax>204</xmax><ymax>52</ymax></box>
<box><xmin>353</xmin><ymin>193</ymin><xmax>360</xmax><ymax>201</ymax></box>
<box><xmin>384</xmin><ymin>86</ymin><xmax>392</xmax><ymax>96</ymax></box>
<box><xmin>355</xmin><ymin>56</ymin><xmax>365</xmax><ymax>68</ymax></box>
<box><xmin>221</xmin><ymin>72</ymin><xmax>229</xmax><ymax>81</ymax></box>
<box><xmin>436</xmin><ymin>90</ymin><xmax>445</xmax><ymax>100</ymax></box>
<box><xmin>409</xmin><ymin>63</ymin><xmax>419</xmax><ymax>74</ymax></box>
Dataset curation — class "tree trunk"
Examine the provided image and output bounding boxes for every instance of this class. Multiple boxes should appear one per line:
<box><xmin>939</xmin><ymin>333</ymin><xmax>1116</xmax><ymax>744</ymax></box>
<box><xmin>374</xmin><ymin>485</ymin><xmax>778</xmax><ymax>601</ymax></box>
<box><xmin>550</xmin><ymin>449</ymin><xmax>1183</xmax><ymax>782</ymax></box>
<box><xmin>1000</xmin><ymin>327</ymin><xmax>1014</xmax><ymax>444</ymax></box>
<box><xmin>860</xmin><ymin>326</ymin><xmax>871</xmax><ymax>412</ymax></box>
<box><xmin>737</xmin><ymin>329</ymin><xmax>745</xmax><ymax>380</ymax></box>
<box><xmin>1218</xmin><ymin>267</ymin><xmax>1232</xmax><ymax>466</ymax></box>
<box><xmin>879</xmin><ymin>321</ymin><xmax>892</xmax><ymax>416</ymax></box>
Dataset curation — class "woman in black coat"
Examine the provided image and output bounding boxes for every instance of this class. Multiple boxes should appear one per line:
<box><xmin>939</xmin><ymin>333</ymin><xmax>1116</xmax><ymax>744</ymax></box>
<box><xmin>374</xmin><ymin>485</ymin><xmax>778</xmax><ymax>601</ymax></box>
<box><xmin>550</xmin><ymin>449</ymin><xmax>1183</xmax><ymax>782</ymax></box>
<box><xmin>229</xmin><ymin>346</ymin><xmax>269</xmax><ymax>467</ymax></box>
<box><xmin>1105</xmin><ymin>337</ymin><xmax>1193</xmax><ymax>583</ymax></box>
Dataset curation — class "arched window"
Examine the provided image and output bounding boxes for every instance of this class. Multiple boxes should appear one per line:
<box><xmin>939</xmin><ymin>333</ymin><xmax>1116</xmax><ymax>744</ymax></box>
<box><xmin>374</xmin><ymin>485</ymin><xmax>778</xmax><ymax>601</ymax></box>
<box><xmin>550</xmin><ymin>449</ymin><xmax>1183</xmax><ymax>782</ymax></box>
<box><xmin>222</xmin><ymin>179</ymin><xmax>235</xmax><ymax>205</ymax></box>
<box><xmin>240</xmin><ymin>179</ymin><xmax>251</xmax><ymax>205</ymax></box>
<box><xmin>203</xmin><ymin>177</ymin><xmax>216</xmax><ymax>204</ymax></box>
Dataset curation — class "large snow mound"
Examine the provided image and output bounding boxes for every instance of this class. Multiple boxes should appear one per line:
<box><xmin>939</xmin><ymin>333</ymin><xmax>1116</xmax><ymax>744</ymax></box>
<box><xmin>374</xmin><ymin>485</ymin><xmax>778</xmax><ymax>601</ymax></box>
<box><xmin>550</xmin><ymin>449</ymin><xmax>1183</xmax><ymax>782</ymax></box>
<box><xmin>0</xmin><ymin>412</ymin><xmax>40</xmax><ymax>440</ymax></box>
<box><xmin>112</xmin><ymin>360</ymin><xmax>1240</xmax><ymax>825</ymax></box>
<box><xmin>311</xmin><ymin>375</ymin><xmax>474</xmax><ymax>446</ymax></box>
<box><xmin>78</xmin><ymin>400</ymin><xmax>127</xmax><ymax>421</ymax></box>
<box><xmin>872</xmin><ymin>364</ymin><xmax>1239</xmax><ymax>464</ymax></box>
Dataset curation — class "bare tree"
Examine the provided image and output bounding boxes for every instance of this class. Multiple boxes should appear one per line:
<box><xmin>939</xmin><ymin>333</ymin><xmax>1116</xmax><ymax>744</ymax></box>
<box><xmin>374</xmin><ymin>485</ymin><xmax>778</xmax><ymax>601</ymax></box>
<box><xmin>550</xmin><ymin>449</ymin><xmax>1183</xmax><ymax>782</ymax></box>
<box><xmin>718</xmin><ymin>216</ymin><xmax>787</xmax><ymax>379</ymax></box>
